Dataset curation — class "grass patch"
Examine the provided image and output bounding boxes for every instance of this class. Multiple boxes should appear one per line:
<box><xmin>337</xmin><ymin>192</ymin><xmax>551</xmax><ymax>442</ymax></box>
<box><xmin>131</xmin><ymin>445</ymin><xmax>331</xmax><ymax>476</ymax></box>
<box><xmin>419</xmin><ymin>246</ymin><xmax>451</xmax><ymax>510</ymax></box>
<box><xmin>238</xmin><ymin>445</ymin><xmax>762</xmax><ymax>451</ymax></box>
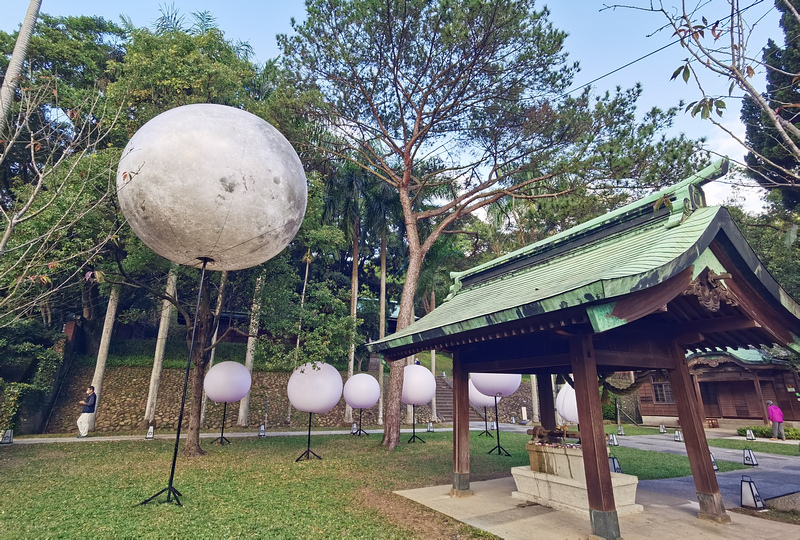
<box><xmin>414</xmin><ymin>351</ymin><xmax>453</xmax><ymax>378</ymax></box>
<box><xmin>0</xmin><ymin>432</ymin><xmax>529</xmax><ymax>538</ymax></box>
<box><xmin>706</xmin><ymin>438</ymin><xmax>800</xmax><ymax>456</ymax></box>
<box><xmin>1</xmin><ymin>429</ymin><xmax>751</xmax><ymax>537</ymax></box>
<box><xmin>605</xmin><ymin>446</ymin><xmax>746</xmax><ymax>479</ymax></box>
<box><xmin>603</xmin><ymin>424</ymin><xmax>661</xmax><ymax>436</ymax></box>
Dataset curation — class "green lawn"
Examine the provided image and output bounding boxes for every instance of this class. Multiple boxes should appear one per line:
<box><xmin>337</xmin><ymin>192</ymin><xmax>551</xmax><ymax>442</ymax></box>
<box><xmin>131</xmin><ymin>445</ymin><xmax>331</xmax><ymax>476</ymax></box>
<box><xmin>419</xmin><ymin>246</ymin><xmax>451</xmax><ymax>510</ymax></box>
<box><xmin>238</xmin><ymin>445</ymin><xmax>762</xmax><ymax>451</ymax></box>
<box><xmin>0</xmin><ymin>430</ymin><xmax>746</xmax><ymax>537</ymax></box>
<box><xmin>605</xmin><ymin>446</ymin><xmax>746</xmax><ymax>479</ymax></box>
<box><xmin>603</xmin><ymin>424</ymin><xmax>661</xmax><ymax>436</ymax></box>
<box><xmin>706</xmin><ymin>438</ymin><xmax>800</xmax><ymax>456</ymax></box>
<box><xmin>414</xmin><ymin>350</ymin><xmax>453</xmax><ymax>377</ymax></box>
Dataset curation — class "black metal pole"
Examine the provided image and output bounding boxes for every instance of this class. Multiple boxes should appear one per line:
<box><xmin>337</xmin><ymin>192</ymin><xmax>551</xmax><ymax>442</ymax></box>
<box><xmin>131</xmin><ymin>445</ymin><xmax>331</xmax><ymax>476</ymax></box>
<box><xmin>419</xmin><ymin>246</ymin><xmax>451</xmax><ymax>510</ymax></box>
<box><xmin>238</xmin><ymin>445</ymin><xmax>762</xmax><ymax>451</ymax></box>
<box><xmin>221</xmin><ymin>403</ymin><xmax>226</xmax><ymax>440</ymax></box>
<box><xmin>307</xmin><ymin>412</ymin><xmax>312</xmax><ymax>452</ymax></box>
<box><xmin>478</xmin><ymin>406</ymin><xmax>492</xmax><ymax>437</ymax></box>
<box><xmin>211</xmin><ymin>402</ymin><xmax>231</xmax><ymax>445</ymax></box>
<box><xmin>488</xmin><ymin>395</ymin><xmax>511</xmax><ymax>456</ymax></box>
<box><xmin>295</xmin><ymin>412</ymin><xmax>321</xmax><ymax>461</ymax></box>
<box><xmin>141</xmin><ymin>257</ymin><xmax>211</xmax><ymax>506</ymax></box>
<box><xmin>353</xmin><ymin>407</ymin><xmax>368</xmax><ymax>436</ymax></box>
<box><xmin>407</xmin><ymin>404</ymin><xmax>425</xmax><ymax>443</ymax></box>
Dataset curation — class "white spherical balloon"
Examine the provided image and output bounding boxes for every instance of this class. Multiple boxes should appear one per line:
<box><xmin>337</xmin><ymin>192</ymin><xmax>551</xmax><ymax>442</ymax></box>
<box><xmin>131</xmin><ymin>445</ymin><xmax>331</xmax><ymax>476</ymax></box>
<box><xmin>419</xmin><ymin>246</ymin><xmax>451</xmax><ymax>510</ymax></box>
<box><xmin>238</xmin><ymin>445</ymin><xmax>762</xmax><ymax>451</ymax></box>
<box><xmin>556</xmin><ymin>384</ymin><xmax>579</xmax><ymax>423</ymax></box>
<box><xmin>469</xmin><ymin>379</ymin><xmax>497</xmax><ymax>408</ymax></box>
<box><xmin>343</xmin><ymin>373</ymin><xmax>381</xmax><ymax>409</ymax></box>
<box><xmin>287</xmin><ymin>362</ymin><xmax>343</xmax><ymax>414</ymax></box>
<box><xmin>471</xmin><ymin>373</ymin><xmax>521</xmax><ymax>397</ymax></box>
<box><xmin>401</xmin><ymin>364</ymin><xmax>436</xmax><ymax>405</ymax></box>
<box><xmin>203</xmin><ymin>361</ymin><xmax>252</xmax><ymax>403</ymax></box>
<box><xmin>117</xmin><ymin>104</ymin><xmax>307</xmax><ymax>271</ymax></box>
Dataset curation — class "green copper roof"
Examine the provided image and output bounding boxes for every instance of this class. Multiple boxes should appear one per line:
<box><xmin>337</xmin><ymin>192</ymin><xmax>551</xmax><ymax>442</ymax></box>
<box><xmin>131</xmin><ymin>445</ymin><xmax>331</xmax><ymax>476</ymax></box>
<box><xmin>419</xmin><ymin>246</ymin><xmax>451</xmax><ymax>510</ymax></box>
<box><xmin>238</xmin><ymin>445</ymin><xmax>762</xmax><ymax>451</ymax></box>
<box><xmin>367</xmin><ymin>159</ymin><xmax>800</xmax><ymax>355</ymax></box>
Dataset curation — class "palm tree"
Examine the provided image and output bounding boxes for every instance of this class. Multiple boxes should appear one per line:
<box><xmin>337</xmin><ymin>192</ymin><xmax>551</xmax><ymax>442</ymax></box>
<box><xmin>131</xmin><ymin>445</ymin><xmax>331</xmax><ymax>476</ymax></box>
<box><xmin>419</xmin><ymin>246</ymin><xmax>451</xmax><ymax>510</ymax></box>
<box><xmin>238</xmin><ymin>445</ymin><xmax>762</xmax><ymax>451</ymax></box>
<box><xmin>323</xmin><ymin>163</ymin><xmax>367</xmax><ymax>423</ymax></box>
<box><xmin>0</xmin><ymin>0</ymin><xmax>42</xmax><ymax>133</ymax></box>
<box><xmin>363</xmin><ymin>181</ymin><xmax>402</xmax><ymax>425</ymax></box>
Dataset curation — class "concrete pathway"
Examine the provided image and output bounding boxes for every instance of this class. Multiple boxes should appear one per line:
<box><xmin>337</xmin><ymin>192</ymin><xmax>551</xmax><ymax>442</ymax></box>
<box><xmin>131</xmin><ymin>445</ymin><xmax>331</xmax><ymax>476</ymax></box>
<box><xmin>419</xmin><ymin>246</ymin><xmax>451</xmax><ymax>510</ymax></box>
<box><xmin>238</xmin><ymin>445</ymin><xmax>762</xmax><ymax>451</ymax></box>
<box><xmin>397</xmin><ymin>476</ymin><xmax>800</xmax><ymax>540</ymax></box>
<box><xmin>615</xmin><ymin>431</ymin><xmax>800</xmax><ymax>507</ymax></box>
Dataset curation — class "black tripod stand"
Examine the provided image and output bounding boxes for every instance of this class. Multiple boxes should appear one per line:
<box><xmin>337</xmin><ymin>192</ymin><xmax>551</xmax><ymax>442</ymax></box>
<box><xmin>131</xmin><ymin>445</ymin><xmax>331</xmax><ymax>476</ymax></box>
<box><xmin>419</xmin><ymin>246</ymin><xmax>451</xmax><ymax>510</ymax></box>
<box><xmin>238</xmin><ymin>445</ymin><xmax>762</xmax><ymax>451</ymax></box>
<box><xmin>407</xmin><ymin>404</ymin><xmax>425</xmax><ymax>443</ymax></box>
<box><xmin>352</xmin><ymin>408</ymin><xmax>368</xmax><ymax>436</ymax></box>
<box><xmin>210</xmin><ymin>402</ymin><xmax>231</xmax><ymax>445</ymax></box>
<box><xmin>295</xmin><ymin>412</ymin><xmax>322</xmax><ymax>461</ymax></box>
<box><xmin>487</xmin><ymin>396</ymin><xmax>511</xmax><ymax>456</ymax></box>
<box><xmin>141</xmin><ymin>258</ymin><xmax>211</xmax><ymax>506</ymax></box>
<box><xmin>477</xmin><ymin>406</ymin><xmax>493</xmax><ymax>437</ymax></box>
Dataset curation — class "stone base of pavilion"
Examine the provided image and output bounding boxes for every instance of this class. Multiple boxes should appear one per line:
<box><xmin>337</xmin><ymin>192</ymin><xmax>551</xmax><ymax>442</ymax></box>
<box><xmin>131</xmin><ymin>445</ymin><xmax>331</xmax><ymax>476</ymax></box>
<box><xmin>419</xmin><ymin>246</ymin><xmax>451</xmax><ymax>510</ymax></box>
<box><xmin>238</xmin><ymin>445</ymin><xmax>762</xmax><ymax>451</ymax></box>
<box><xmin>511</xmin><ymin>467</ymin><xmax>643</xmax><ymax>516</ymax></box>
<box><xmin>510</xmin><ymin>443</ymin><xmax>643</xmax><ymax>516</ymax></box>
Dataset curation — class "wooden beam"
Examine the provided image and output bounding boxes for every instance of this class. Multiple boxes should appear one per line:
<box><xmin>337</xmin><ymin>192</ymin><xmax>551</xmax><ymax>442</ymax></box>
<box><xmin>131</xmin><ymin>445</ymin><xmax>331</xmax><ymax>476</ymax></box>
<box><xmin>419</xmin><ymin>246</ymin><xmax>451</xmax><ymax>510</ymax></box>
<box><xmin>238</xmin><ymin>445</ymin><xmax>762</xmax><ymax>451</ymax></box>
<box><xmin>667</xmin><ymin>341</ymin><xmax>730</xmax><ymax>523</ymax></box>
<box><xmin>570</xmin><ymin>335</ymin><xmax>621</xmax><ymax>539</ymax></box>
<box><xmin>461</xmin><ymin>353</ymin><xmax>571</xmax><ymax>373</ymax></box>
<box><xmin>451</xmin><ymin>351</ymin><xmax>472</xmax><ymax>497</ymax></box>
<box><xmin>593</xmin><ymin>349</ymin><xmax>669</xmax><ymax>370</ymax></box>
<box><xmin>692</xmin><ymin>374</ymin><xmax>707</xmax><ymax>426</ymax></box>
<box><xmin>537</xmin><ymin>373</ymin><xmax>556</xmax><ymax>430</ymax></box>
<box><xmin>752</xmin><ymin>373</ymin><xmax>769</xmax><ymax>425</ymax></box>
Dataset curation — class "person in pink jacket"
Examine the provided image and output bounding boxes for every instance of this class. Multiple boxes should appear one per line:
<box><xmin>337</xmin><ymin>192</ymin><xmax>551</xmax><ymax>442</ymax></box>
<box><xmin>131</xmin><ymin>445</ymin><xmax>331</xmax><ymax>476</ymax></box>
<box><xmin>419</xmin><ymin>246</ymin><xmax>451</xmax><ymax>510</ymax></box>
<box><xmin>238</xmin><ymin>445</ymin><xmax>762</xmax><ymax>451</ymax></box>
<box><xmin>767</xmin><ymin>400</ymin><xmax>786</xmax><ymax>441</ymax></box>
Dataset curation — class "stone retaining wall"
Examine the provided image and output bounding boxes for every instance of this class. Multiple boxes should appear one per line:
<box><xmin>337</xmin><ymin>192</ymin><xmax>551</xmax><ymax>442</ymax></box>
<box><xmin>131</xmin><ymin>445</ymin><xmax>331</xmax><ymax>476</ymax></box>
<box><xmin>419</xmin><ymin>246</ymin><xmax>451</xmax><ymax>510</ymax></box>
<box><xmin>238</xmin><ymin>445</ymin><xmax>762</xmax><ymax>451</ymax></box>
<box><xmin>45</xmin><ymin>366</ymin><xmax>436</xmax><ymax>434</ymax></box>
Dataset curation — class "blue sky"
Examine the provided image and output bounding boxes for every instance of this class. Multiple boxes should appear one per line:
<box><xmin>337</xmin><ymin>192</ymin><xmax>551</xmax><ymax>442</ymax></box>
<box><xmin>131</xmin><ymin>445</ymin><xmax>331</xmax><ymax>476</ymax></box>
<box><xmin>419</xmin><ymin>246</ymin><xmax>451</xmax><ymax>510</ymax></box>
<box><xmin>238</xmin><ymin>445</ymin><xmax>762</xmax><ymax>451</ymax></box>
<box><xmin>1</xmin><ymin>0</ymin><xmax>781</xmax><ymax>209</ymax></box>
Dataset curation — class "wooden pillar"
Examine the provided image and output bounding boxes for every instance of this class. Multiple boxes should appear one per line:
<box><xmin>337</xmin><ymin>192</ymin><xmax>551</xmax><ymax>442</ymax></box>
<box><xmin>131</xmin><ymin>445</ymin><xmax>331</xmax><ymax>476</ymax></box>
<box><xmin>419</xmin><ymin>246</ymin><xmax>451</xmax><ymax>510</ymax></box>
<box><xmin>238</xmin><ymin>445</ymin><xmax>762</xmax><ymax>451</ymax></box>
<box><xmin>667</xmin><ymin>341</ymin><xmax>730</xmax><ymax>523</ymax></box>
<box><xmin>752</xmin><ymin>373</ymin><xmax>769</xmax><ymax>424</ymax></box>
<box><xmin>570</xmin><ymin>336</ymin><xmax>620</xmax><ymax>540</ymax></box>
<box><xmin>537</xmin><ymin>372</ymin><xmax>556</xmax><ymax>430</ymax></box>
<box><xmin>451</xmin><ymin>351</ymin><xmax>472</xmax><ymax>497</ymax></box>
<box><xmin>692</xmin><ymin>374</ymin><xmax>707</xmax><ymax>426</ymax></box>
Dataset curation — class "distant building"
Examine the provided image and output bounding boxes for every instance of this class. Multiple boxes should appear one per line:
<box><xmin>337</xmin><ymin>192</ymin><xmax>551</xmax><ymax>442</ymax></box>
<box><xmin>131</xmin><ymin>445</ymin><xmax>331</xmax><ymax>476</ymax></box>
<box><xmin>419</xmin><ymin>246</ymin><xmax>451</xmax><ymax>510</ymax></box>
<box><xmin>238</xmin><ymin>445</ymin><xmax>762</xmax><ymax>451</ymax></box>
<box><xmin>639</xmin><ymin>348</ymin><xmax>800</xmax><ymax>427</ymax></box>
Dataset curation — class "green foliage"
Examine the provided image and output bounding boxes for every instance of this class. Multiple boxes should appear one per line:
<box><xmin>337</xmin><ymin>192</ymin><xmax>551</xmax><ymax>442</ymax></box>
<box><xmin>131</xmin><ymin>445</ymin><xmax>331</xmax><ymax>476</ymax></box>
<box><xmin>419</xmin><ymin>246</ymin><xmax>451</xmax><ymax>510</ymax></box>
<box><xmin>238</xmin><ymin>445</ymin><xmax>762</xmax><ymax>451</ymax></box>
<box><xmin>729</xmin><ymin>198</ymin><xmax>800</xmax><ymax>301</ymax></box>
<box><xmin>602</xmin><ymin>403</ymin><xmax>616</xmax><ymax>421</ymax></box>
<box><xmin>106</xmin><ymin>26</ymin><xmax>259</xmax><ymax>138</ymax></box>
<box><xmin>742</xmin><ymin>0</ymin><xmax>800</xmax><ymax>208</ymax></box>
<box><xmin>0</xmin><ymin>320</ymin><xmax>63</xmax><ymax>429</ymax></box>
<box><xmin>736</xmin><ymin>425</ymin><xmax>800</xmax><ymax>442</ymax></box>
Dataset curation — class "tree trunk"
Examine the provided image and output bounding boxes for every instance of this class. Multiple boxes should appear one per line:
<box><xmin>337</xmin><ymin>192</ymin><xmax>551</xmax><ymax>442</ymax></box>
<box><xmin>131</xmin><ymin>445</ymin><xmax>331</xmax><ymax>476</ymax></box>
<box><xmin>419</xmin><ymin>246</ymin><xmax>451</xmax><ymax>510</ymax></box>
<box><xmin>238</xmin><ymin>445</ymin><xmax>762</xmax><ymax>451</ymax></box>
<box><xmin>238</xmin><ymin>273</ymin><xmax>263</xmax><ymax>426</ymax></box>
<box><xmin>429</xmin><ymin>289</ymin><xmax>437</xmax><ymax>422</ymax></box>
<box><xmin>345</xmin><ymin>222</ymin><xmax>359</xmax><ymax>424</ymax></box>
<box><xmin>288</xmin><ymin>252</ymin><xmax>312</xmax><ymax>426</ymax></box>
<box><xmin>382</xmin><ymin>240</ymin><xmax>425</xmax><ymax>450</ymax></box>
<box><xmin>200</xmin><ymin>270</ymin><xmax>228</xmax><ymax>426</ymax></box>
<box><xmin>141</xmin><ymin>270</ymin><xmax>177</xmax><ymax>429</ymax></box>
<box><xmin>183</xmin><ymin>279</ymin><xmax>214</xmax><ymax>457</ymax></box>
<box><xmin>0</xmin><ymin>0</ymin><xmax>41</xmax><ymax>134</ymax></box>
<box><xmin>378</xmin><ymin>232</ymin><xmax>386</xmax><ymax>426</ymax></box>
<box><xmin>89</xmin><ymin>284</ymin><xmax>120</xmax><ymax>431</ymax></box>
<box><xmin>430</xmin><ymin>349</ymin><xmax>437</xmax><ymax>422</ymax></box>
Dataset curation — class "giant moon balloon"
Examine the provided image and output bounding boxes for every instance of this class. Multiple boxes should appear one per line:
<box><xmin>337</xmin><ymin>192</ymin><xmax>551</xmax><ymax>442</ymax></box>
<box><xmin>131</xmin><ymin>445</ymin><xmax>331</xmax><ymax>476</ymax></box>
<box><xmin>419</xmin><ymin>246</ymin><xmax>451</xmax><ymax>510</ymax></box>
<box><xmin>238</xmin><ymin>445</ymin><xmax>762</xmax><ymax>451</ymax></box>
<box><xmin>287</xmin><ymin>362</ymin><xmax>343</xmax><ymax>414</ymax></box>
<box><xmin>116</xmin><ymin>104</ymin><xmax>307</xmax><ymax>271</ymax></box>
<box><xmin>556</xmin><ymin>384</ymin><xmax>579</xmax><ymax>423</ymax></box>
<box><xmin>471</xmin><ymin>373</ymin><xmax>521</xmax><ymax>397</ymax></box>
<box><xmin>343</xmin><ymin>373</ymin><xmax>381</xmax><ymax>409</ymax></box>
<box><xmin>401</xmin><ymin>364</ymin><xmax>436</xmax><ymax>406</ymax></box>
<box><xmin>203</xmin><ymin>361</ymin><xmax>252</xmax><ymax>403</ymax></box>
<box><xmin>469</xmin><ymin>379</ymin><xmax>497</xmax><ymax>408</ymax></box>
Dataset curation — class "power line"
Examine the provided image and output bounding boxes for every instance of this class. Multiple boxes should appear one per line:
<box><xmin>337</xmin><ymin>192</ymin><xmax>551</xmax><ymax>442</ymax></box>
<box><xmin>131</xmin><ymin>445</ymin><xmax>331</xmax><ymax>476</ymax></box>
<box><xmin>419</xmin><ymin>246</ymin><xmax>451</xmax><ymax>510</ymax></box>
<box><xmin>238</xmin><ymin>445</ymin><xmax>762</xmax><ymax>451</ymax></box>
<box><xmin>554</xmin><ymin>0</ymin><xmax>770</xmax><ymax>100</ymax></box>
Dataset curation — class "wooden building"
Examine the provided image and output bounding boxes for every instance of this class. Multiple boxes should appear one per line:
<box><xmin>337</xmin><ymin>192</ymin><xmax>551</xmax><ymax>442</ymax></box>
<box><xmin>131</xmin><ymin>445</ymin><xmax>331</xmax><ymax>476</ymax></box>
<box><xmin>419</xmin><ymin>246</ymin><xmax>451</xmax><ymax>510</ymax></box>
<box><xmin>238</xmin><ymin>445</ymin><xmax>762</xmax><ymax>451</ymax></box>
<box><xmin>368</xmin><ymin>159</ymin><xmax>800</xmax><ymax>539</ymax></box>
<box><xmin>639</xmin><ymin>348</ymin><xmax>800</xmax><ymax>426</ymax></box>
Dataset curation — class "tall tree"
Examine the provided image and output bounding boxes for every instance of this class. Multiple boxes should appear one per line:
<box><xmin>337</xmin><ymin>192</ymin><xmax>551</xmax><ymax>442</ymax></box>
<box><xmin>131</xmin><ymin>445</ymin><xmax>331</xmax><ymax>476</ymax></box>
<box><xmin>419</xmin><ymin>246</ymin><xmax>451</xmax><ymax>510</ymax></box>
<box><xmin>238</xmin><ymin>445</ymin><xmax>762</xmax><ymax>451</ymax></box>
<box><xmin>624</xmin><ymin>1</ymin><xmax>800</xmax><ymax>199</ymax></box>
<box><xmin>742</xmin><ymin>0</ymin><xmax>800</xmax><ymax>207</ymax></box>
<box><xmin>282</xmin><ymin>0</ymin><xmax>705</xmax><ymax>449</ymax></box>
<box><xmin>0</xmin><ymin>0</ymin><xmax>41</xmax><ymax>131</ymax></box>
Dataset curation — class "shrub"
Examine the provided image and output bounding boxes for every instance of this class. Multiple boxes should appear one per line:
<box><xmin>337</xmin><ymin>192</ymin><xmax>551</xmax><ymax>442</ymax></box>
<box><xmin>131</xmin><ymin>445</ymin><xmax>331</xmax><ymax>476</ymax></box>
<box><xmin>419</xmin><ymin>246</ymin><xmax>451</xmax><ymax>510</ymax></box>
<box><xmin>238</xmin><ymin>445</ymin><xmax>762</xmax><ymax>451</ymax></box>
<box><xmin>602</xmin><ymin>403</ymin><xmax>616</xmax><ymax>420</ymax></box>
<box><xmin>736</xmin><ymin>425</ymin><xmax>800</xmax><ymax>440</ymax></box>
